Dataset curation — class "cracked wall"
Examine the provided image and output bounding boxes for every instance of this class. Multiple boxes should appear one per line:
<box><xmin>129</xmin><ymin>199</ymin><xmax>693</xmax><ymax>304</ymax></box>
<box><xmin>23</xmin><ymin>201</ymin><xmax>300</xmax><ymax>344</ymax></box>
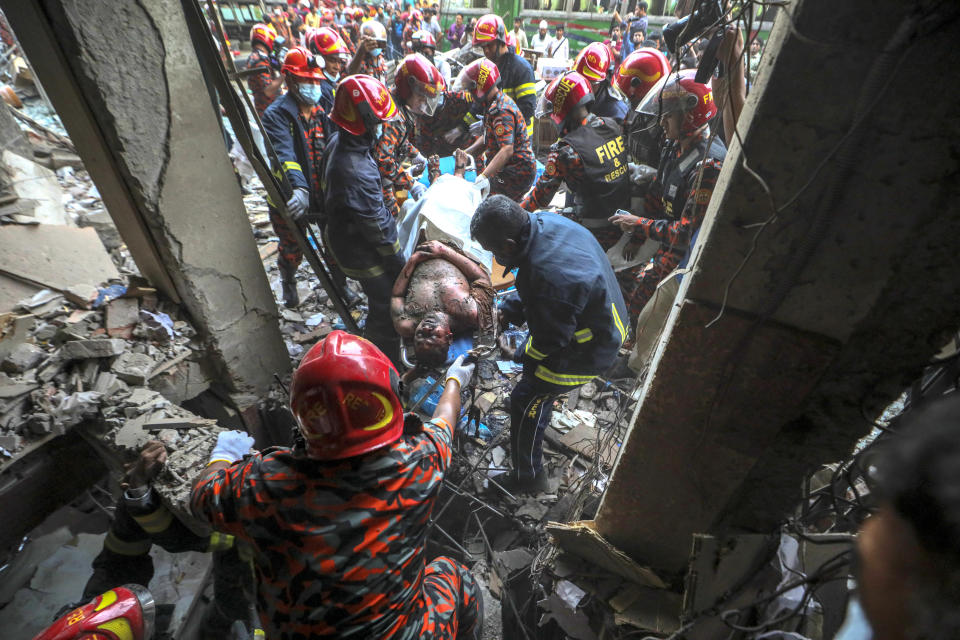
<box><xmin>41</xmin><ymin>0</ymin><xmax>289</xmax><ymax>395</ymax></box>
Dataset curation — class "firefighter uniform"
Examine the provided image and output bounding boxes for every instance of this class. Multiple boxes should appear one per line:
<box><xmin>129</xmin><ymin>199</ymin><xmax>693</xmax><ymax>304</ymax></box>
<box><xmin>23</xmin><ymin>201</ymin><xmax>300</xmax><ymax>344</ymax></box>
<box><xmin>492</xmin><ymin>51</ymin><xmax>537</xmax><ymax>136</ymax></box>
<box><xmin>358</xmin><ymin>53</ymin><xmax>388</xmax><ymax>82</ymax></box>
<box><xmin>375</xmin><ymin>116</ymin><xmax>420</xmax><ymax>218</ymax></box>
<box><xmin>246</xmin><ymin>49</ymin><xmax>278</xmax><ymax>117</ymax></box>
<box><xmin>590</xmin><ymin>79</ymin><xmax>629</xmax><ymax>125</ymax></box>
<box><xmin>624</xmin><ymin>132</ymin><xmax>726</xmax><ymax>319</ymax></box>
<box><xmin>481</xmin><ymin>92</ymin><xmax>536</xmax><ymax>201</ymax></box>
<box><xmin>323</xmin><ymin>130</ymin><xmax>404</xmax><ymax>358</ymax></box>
<box><xmin>412</xmin><ymin>90</ymin><xmax>475</xmax><ymax>157</ymax></box>
<box><xmin>500</xmin><ymin>212</ymin><xmax>628</xmax><ymax>482</ymax></box>
<box><xmin>191</xmin><ymin>416</ymin><xmax>483</xmax><ymax>639</ymax></box>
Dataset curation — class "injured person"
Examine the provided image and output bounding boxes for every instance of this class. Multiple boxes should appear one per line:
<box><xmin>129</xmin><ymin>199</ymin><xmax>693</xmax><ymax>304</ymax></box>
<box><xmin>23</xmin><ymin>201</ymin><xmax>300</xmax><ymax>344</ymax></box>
<box><xmin>390</xmin><ymin>239</ymin><xmax>495</xmax><ymax>368</ymax></box>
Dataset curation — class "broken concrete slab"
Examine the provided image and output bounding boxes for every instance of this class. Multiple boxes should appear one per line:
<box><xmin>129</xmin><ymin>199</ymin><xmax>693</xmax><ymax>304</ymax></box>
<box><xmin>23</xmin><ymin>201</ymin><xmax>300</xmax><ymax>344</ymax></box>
<box><xmin>1</xmin><ymin>343</ymin><xmax>45</xmax><ymax>373</ymax></box>
<box><xmin>0</xmin><ymin>224</ymin><xmax>118</xmax><ymax>293</ymax></box>
<box><xmin>546</xmin><ymin>521</ymin><xmax>666</xmax><ymax>589</ymax></box>
<box><xmin>0</xmin><ymin>381</ymin><xmax>40</xmax><ymax>399</ymax></box>
<box><xmin>105</xmin><ymin>298</ymin><xmax>138</xmax><ymax>338</ymax></box>
<box><xmin>142</xmin><ymin>416</ymin><xmax>217</xmax><ymax>430</ymax></box>
<box><xmin>61</xmin><ymin>338</ymin><xmax>125</xmax><ymax>360</ymax></box>
<box><xmin>111</xmin><ymin>351</ymin><xmax>155</xmax><ymax>385</ymax></box>
<box><xmin>1</xmin><ymin>150</ymin><xmax>69</xmax><ymax>226</ymax></box>
<box><xmin>0</xmin><ymin>313</ymin><xmax>35</xmax><ymax>360</ymax></box>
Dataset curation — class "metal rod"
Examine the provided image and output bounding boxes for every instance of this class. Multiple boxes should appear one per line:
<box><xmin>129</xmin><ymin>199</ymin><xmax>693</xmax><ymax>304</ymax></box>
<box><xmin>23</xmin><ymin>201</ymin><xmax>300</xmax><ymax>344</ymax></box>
<box><xmin>430</xmin><ymin>519</ymin><xmax>471</xmax><ymax>557</ymax></box>
<box><xmin>441</xmin><ymin>480</ymin><xmax>508</xmax><ymax>519</ymax></box>
<box><xmin>408</xmin><ymin>374</ymin><xmax>445</xmax><ymax>413</ymax></box>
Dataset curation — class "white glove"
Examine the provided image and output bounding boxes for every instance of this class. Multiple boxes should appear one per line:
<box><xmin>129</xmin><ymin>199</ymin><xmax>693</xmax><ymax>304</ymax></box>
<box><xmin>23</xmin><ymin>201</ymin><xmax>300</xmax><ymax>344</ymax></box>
<box><xmin>473</xmin><ymin>174</ymin><xmax>490</xmax><ymax>199</ymax></box>
<box><xmin>410</xmin><ymin>153</ymin><xmax>427</xmax><ymax>176</ymax></box>
<box><xmin>445</xmin><ymin>354</ymin><xmax>475</xmax><ymax>389</ymax></box>
<box><xmin>442</xmin><ymin>128</ymin><xmax>461</xmax><ymax>144</ymax></box>
<box><xmin>209</xmin><ymin>430</ymin><xmax>255</xmax><ymax>465</ymax></box>
<box><xmin>409</xmin><ymin>181</ymin><xmax>427</xmax><ymax>200</ymax></box>
<box><xmin>286</xmin><ymin>187</ymin><xmax>310</xmax><ymax>222</ymax></box>
<box><xmin>628</xmin><ymin>162</ymin><xmax>657</xmax><ymax>186</ymax></box>
<box><xmin>468</xmin><ymin>120</ymin><xmax>484</xmax><ymax>137</ymax></box>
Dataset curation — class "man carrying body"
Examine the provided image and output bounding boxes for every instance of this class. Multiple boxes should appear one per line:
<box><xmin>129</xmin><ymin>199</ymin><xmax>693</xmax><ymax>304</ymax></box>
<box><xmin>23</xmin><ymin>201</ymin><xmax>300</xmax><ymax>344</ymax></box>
<box><xmin>471</xmin><ymin>196</ymin><xmax>628</xmax><ymax>493</ymax></box>
<box><xmin>472</xmin><ymin>14</ymin><xmax>537</xmax><ymax>136</ymax></box>
<box><xmin>191</xmin><ymin>331</ymin><xmax>483</xmax><ymax>639</ymax></box>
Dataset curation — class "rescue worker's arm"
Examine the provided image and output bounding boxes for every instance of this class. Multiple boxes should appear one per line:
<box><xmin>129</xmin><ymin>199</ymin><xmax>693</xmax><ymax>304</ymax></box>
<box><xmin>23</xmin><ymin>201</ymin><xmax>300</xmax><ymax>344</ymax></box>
<box><xmin>520</xmin><ymin>148</ymin><xmax>568</xmax><ymax>212</ymax></box>
<box><xmin>481</xmin><ymin>109</ymin><xmax>518</xmax><ymax>180</ymax></box>
<box><xmin>631</xmin><ymin>159</ymin><xmax>722</xmax><ymax>247</ymax></box>
<box><xmin>514</xmin><ymin>281</ymin><xmax>587</xmax><ymax>364</ymax></box>
<box><xmin>463</xmin><ymin>132</ymin><xmax>485</xmax><ymax>158</ymax></box>
<box><xmin>261</xmin><ymin>106</ymin><xmax>310</xmax><ymax>193</ymax></box>
<box><xmin>191</xmin><ymin>431</ymin><xmax>261</xmax><ymax>539</ymax></box>
<box><xmin>248</xmin><ymin>56</ymin><xmax>283</xmax><ymax>100</ymax></box>
<box><xmin>346</xmin><ymin>36</ymin><xmax>376</xmax><ymax>76</ymax></box>
<box><xmin>434</xmin><ymin>355</ymin><xmax>474</xmax><ymax>426</ymax></box>
<box><xmin>512</xmin><ymin>62</ymin><xmax>537</xmax><ymax>133</ymax></box>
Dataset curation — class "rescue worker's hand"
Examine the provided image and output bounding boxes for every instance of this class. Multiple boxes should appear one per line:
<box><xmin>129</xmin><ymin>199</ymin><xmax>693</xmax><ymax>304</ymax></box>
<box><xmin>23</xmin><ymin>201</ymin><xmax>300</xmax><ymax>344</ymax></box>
<box><xmin>468</xmin><ymin>120</ymin><xmax>484</xmax><ymax>137</ymax></box>
<box><xmin>124</xmin><ymin>440</ymin><xmax>167</xmax><ymax>489</ymax></box>
<box><xmin>209</xmin><ymin>430</ymin><xmax>255</xmax><ymax>465</ymax></box>
<box><xmin>609</xmin><ymin>210</ymin><xmax>641</xmax><ymax>233</ymax></box>
<box><xmin>410</xmin><ymin>153</ymin><xmax>427</xmax><ymax>176</ymax></box>
<box><xmin>286</xmin><ymin>187</ymin><xmax>310</xmax><ymax>222</ymax></box>
<box><xmin>443</xmin><ymin>128</ymin><xmax>462</xmax><ymax>145</ymax></box>
<box><xmin>359</xmin><ymin>35</ymin><xmax>377</xmax><ymax>53</ymax></box>
<box><xmin>473</xmin><ymin>174</ymin><xmax>490</xmax><ymax>199</ymax></box>
<box><xmin>444</xmin><ymin>354</ymin><xmax>476</xmax><ymax>389</ymax></box>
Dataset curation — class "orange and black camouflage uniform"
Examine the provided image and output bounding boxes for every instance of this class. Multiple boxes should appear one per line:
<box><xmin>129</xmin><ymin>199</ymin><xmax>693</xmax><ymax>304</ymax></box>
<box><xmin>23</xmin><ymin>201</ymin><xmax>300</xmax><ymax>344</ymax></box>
<box><xmin>358</xmin><ymin>53</ymin><xmax>387</xmax><ymax>82</ymax></box>
<box><xmin>412</xmin><ymin>90</ymin><xmax>475</xmax><ymax>157</ymax></box>
<box><xmin>246</xmin><ymin>49</ymin><xmax>278</xmax><ymax>117</ymax></box>
<box><xmin>376</xmin><ymin>117</ymin><xmax>420</xmax><ymax>218</ymax></box>
<box><xmin>401</xmin><ymin>22</ymin><xmax>421</xmax><ymax>54</ymax></box>
<box><xmin>480</xmin><ymin>92</ymin><xmax>536</xmax><ymax>202</ymax></box>
<box><xmin>191</xmin><ymin>416</ymin><xmax>482</xmax><ymax>639</ymax></box>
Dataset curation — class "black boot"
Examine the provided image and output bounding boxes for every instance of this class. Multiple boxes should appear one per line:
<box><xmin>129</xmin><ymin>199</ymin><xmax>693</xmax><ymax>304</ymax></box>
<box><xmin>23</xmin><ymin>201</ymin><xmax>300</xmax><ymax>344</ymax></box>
<box><xmin>277</xmin><ymin>257</ymin><xmax>300</xmax><ymax>308</ymax></box>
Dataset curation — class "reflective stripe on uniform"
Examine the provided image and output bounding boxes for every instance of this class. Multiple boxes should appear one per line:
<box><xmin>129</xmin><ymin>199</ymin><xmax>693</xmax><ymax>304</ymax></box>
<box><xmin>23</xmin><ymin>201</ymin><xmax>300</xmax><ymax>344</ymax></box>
<box><xmin>574</xmin><ymin>328</ymin><xmax>593</xmax><ymax>343</ymax></box>
<box><xmin>463</xmin><ymin>112</ymin><xmax>478</xmax><ymax>125</ymax></box>
<box><xmin>323</xmin><ymin>228</ymin><xmax>387</xmax><ymax>279</ymax></box>
<box><xmin>534</xmin><ymin>365</ymin><xmax>595</xmax><ymax>386</ymax></box>
<box><xmin>514</xmin><ymin>82</ymin><xmax>536</xmax><ymax>99</ymax></box>
<box><xmin>524</xmin><ymin>340</ymin><xmax>547</xmax><ymax>360</ymax></box>
<box><xmin>611</xmin><ymin>303</ymin><xmax>627</xmax><ymax>344</ymax></box>
<box><xmin>525</xmin><ymin>120</ymin><xmax>534</xmax><ymax>137</ymax></box>
<box><xmin>207</xmin><ymin>531</ymin><xmax>235</xmax><ymax>552</ymax></box>
<box><xmin>131</xmin><ymin>507</ymin><xmax>173</xmax><ymax>534</ymax></box>
<box><xmin>283</xmin><ymin>160</ymin><xmax>302</xmax><ymax>172</ymax></box>
<box><xmin>376</xmin><ymin>240</ymin><xmax>401</xmax><ymax>256</ymax></box>
<box><xmin>104</xmin><ymin>531</ymin><xmax>151</xmax><ymax>556</ymax></box>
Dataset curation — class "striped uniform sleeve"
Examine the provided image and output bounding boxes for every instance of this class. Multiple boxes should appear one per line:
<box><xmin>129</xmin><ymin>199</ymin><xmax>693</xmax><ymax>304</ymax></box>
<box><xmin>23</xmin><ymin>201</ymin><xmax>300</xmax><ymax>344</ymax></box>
<box><xmin>190</xmin><ymin>453</ymin><xmax>273</xmax><ymax>541</ymax></box>
<box><xmin>636</xmin><ymin>158</ymin><xmax>722</xmax><ymax>248</ymax></box>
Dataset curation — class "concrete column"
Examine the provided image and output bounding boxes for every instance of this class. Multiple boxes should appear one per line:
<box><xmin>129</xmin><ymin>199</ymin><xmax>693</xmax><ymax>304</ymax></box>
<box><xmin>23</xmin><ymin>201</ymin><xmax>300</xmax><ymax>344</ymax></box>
<box><xmin>2</xmin><ymin>0</ymin><xmax>290</xmax><ymax>396</ymax></box>
<box><xmin>595</xmin><ymin>0</ymin><xmax>960</xmax><ymax>573</ymax></box>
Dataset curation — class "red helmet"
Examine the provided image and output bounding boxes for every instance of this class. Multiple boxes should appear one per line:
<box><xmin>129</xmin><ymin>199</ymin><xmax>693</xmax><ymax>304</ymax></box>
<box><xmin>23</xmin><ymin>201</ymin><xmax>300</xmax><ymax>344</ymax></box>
<box><xmin>353</xmin><ymin>7</ymin><xmax>366</xmax><ymax>20</ymax></box>
<box><xmin>250</xmin><ymin>23</ymin><xmax>277</xmax><ymax>50</ymax></box>
<box><xmin>291</xmin><ymin>331</ymin><xmax>403</xmax><ymax>460</ymax></box>
<box><xmin>321</xmin><ymin>8</ymin><xmax>335</xmax><ymax>23</ymax></box>
<box><xmin>332</xmin><ymin>74</ymin><xmax>399</xmax><ymax>135</ymax></box>
<box><xmin>360</xmin><ymin>19</ymin><xmax>388</xmax><ymax>44</ymax></box>
<box><xmin>282</xmin><ymin>46</ymin><xmax>324</xmax><ymax>80</ymax></box>
<box><xmin>35</xmin><ymin>585</ymin><xmax>155</xmax><ymax>640</ymax></box>
<box><xmin>574</xmin><ymin>42</ymin><xmax>613</xmax><ymax>82</ymax></box>
<box><xmin>537</xmin><ymin>71</ymin><xmax>594</xmax><ymax>126</ymax></box>
<box><xmin>505</xmin><ymin>31</ymin><xmax>521</xmax><ymax>55</ymax></box>
<box><xmin>456</xmin><ymin>58</ymin><xmax>500</xmax><ymax>100</ymax></box>
<box><xmin>615</xmin><ymin>48</ymin><xmax>671</xmax><ymax>105</ymax></box>
<box><xmin>472</xmin><ymin>14</ymin><xmax>506</xmax><ymax>46</ymax></box>
<box><xmin>638</xmin><ymin>70</ymin><xmax>717</xmax><ymax>135</ymax></box>
<box><xmin>411</xmin><ymin>29</ymin><xmax>437</xmax><ymax>52</ymax></box>
<box><xmin>410</xmin><ymin>9</ymin><xmax>423</xmax><ymax>23</ymax></box>
<box><xmin>307</xmin><ymin>27</ymin><xmax>348</xmax><ymax>58</ymax></box>
<box><xmin>395</xmin><ymin>54</ymin><xmax>445</xmax><ymax>115</ymax></box>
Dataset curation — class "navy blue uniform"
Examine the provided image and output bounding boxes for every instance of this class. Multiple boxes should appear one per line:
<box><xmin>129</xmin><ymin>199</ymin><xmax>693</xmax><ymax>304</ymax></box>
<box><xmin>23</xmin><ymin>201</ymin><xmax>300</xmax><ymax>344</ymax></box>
<box><xmin>590</xmin><ymin>80</ymin><xmax>629</xmax><ymax>125</ymax></box>
<box><xmin>500</xmin><ymin>212</ymin><xmax>628</xmax><ymax>481</ymax></box>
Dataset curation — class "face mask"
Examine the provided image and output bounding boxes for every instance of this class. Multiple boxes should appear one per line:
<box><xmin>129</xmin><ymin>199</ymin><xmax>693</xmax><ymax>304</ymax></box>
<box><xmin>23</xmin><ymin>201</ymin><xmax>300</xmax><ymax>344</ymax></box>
<box><xmin>324</xmin><ymin>70</ymin><xmax>340</xmax><ymax>83</ymax></box>
<box><xmin>297</xmin><ymin>82</ymin><xmax>323</xmax><ymax>104</ymax></box>
<box><xmin>370</xmin><ymin>48</ymin><xmax>383</xmax><ymax>57</ymax></box>
<box><xmin>374</xmin><ymin>123</ymin><xmax>384</xmax><ymax>139</ymax></box>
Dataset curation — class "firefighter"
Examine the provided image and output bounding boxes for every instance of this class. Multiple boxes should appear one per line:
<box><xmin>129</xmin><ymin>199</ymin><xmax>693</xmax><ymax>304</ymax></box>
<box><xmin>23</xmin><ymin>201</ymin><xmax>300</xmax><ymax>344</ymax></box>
<box><xmin>614</xmin><ymin>47</ymin><xmax>671</xmax><ymax>166</ymax></box>
<box><xmin>470</xmin><ymin>196</ymin><xmax>628</xmax><ymax>493</ymax></box>
<box><xmin>246</xmin><ymin>23</ymin><xmax>284</xmax><ymax>117</ymax></box>
<box><xmin>410</xmin><ymin>29</ymin><xmax>451</xmax><ymax>85</ymax></box>
<box><xmin>191</xmin><ymin>331</ymin><xmax>483</xmax><ymax>639</ymax></box>
<box><xmin>399</xmin><ymin>56</ymin><xmax>475</xmax><ymax>158</ymax></box>
<box><xmin>306</xmin><ymin>27</ymin><xmax>350</xmax><ymax>113</ymax></box>
<box><xmin>346</xmin><ymin>19</ymin><xmax>389</xmax><ymax>82</ymax></box>
<box><xmin>401</xmin><ymin>9</ymin><xmax>423</xmax><ymax>54</ymax></box>
<box><xmin>574</xmin><ymin>42</ymin><xmax>630</xmax><ymax>125</ymax></box>
<box><xmin>323</xmin><ymin>75</ymin><xmax>406</xmax><ymax>361</ymax></box>
<box><xmin>321</xmin><ymin>6</ymin><xmax>356</xmax><ymax>55</ymax></box>
<box><xmin>471</xmin><ymin>14</ymin><xmax>536</xmax><ymax>136</ymax></box>
<box><xmin>608</xmin><ymin>70</ymin><xmax>726</xmax><ymax>321</ymax></box>
<box><xmin>458</xmin><ymin>58</ymin><xmax>536</xmax><ymax>202</ymax></box>
<box><xmin>262</xmin><ymin>47</ymin><xmax>330</xmax><ymax>309</ymax></box>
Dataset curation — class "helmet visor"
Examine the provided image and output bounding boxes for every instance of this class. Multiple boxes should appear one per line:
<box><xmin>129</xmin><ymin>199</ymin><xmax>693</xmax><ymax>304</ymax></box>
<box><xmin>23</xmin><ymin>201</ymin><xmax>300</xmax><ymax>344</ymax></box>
<box><xmin>408</xmin><ymin>77</ymin><xmax>443</xmax><ymax>116</ymax></box>
<box><xmin>535</xmin><ymin>92</ymin><xmax>555</xmax><ymax>121</ymax></box>
<box><xmin>637</xmin><ymin>75</ymin><xmax>697</xmax><ymax>119</ymax></box>
<box><xmin>452</xmin><ymin>67</ymin><xmax>476</xmax><ymax>94</ymax></box>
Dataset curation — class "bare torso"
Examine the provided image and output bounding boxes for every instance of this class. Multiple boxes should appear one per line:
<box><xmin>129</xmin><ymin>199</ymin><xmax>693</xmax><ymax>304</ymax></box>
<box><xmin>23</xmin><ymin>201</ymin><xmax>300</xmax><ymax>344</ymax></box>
<box><xmin>396</xmin><ymin>258</ymin><xmax>478</xmax><ymax>335</ymax></box>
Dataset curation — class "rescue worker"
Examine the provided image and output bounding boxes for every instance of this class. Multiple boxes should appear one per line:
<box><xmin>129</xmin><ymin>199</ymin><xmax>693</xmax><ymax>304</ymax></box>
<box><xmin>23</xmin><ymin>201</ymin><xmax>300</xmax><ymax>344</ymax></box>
<box><xmin>346</xmin><ymin>19</ymin><xmax>389</xmax><ymax>81</ymax></box>
<box><xmin>306</xmin><ymin>26</ymin><xmax>350</xmax><ymax>113</ymax></box>
<box><xmin>472</xmin><ymin>14</ymin><xmax>536</xmax><ymax>136</ymax></box>
<box><xmin>470</xmin><ymin>196</ymin><xmax>628</xmax><ymax>492</ymax></box>
<box><xmin>613</xmin><ymin>47</ymin><xmax>671</xmax><ymax>166</ymax></box>
<box><xmin>191</xmin><ymin>331</ymin><xmax>484</xmax><ymax>639</ymax></box>
<box><xmin>323</xmin><ymin>75</ymin><xmax>406</xmax><ymax>361</ymax></box>
<box><xmin>321</xmin><ymin>6</ymin><xmax>356</xmax><ymax>55</ymax></box>
<box><xmin>80</xmin><ymin>441</ymin><xmax>250</xmax><ymax>638</ymax></box>
<box><xmin>262</xmin><ymin>47</ymin><xmax>330</xmax><ymax>309</ymax></box>
<box><xmin>608</xmin><ymin>70</ymin><xmax>725</xmax><ymax>320</ymax></box>
<box><xmin>411</xmin><ymin>29</ymin><xmax>451</xmax><ymax>85</ymax></box>
<box><xmin>574</xmin><ymin>42</ymin><xmax>630</xmax><ymax>125</ymax></box>
<box><xmin>400</xmin><ymin>54</ymin><xmax>475</xmax><ymax>157</ymax></box>
<box><xmin>401</xmin><ymin>9</ymin><xmax>423</xmax><ymax>54</ymax></box>
<box><xmin>246</xmin><ymin>23</ymin><xmax>284</xmax><ymax>117</ymax></box>
<box><xmin>458</xmin><ymin>58</ymin><xmax>536</xmax><ymax>202</ymax></box>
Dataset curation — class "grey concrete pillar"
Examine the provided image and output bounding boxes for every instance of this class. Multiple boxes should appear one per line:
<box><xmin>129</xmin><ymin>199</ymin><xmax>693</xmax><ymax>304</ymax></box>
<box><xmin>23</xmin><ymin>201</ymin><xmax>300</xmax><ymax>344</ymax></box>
<box><xmin>3</xmin><ymin>0</ymin><xmax>290</xmax><ymax>396</ymax></box>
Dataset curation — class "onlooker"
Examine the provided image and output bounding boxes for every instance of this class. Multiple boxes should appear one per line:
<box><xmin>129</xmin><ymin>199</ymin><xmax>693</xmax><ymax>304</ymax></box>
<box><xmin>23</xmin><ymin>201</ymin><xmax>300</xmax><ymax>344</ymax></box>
<box><xmin>749</xmin><ymin>36</ymin><xmax>764</xmax><ymax>76</ymax></box>
<box><xmin>424</xmin><ymin>7</ymin><xmax>442</xmax><ymax>44</ymax></box>
<box><xmin>548</xmin><ymin>24</ymin><xmax>569</xmax><ymax>60</ymax></box>
<box><xmin>461</xmin><ymin>17</ymin><xmax>477</xmax><ymax>47</ymax></box>
<box><xmin>531</xmin><ymin>19</ymin><xmax>554</xmax><ymax>54</ymax></box>
<box><xmin>604</xmin><ymin>24</ymin><xmax>624</xmax><ymax>66</ymax></box>
<box><xmin>512</xmin><ymin>17</ymin><xmax>529</xmax><ymax>50</ymax></box>
<box><xmin>447</xmin><ymin>13</ymin><xmax>465</xmax><ymax>49</ymax></box>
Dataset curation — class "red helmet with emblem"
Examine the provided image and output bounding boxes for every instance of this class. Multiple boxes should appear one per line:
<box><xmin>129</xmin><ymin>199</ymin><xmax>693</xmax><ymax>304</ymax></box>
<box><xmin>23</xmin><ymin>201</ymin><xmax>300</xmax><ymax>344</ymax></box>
<box><xmin>394</xmin><ymin>54</ymin><xmax>445</xmax><ymax>115</ymax></box>
<box><xmin>411</xmin><ymin>29</ymin><xmax>437</xmax><ymax>52</ymax></box>
<box><xmin>410</xmin><ymin>9</ymin><xmax>423</xmax><ymax>23</ymax></box>
<box><xmin>282</xmin><ymin>46</ymin><xmax>324</xmax><ymax>80</ymax></box>
<box><xmin>537</xmin><ymin>71</ymin><xmax>594</xmax><ymax>126</ymax></box>
<box><xmin>35</xmin><ymin>585</ymin><xmax>155</xmax><ymax>640</ymax></box>
<box><xmin>250</xmin><ymin>23</ymin><xmax>277</xmax><ymax>50</ymax></box>
<box><xmin>307</xmin><ymin>27</ymin><xmax>348</xmax><ymax>58</ymax></box>
<box><xmin>638</xmin><ymin>69</ymin><xmax>717</xmax><ymax>135</ymax></box>
<box><xmin>321</xmin><ymin>8</ymin><xmax>335</xmax><ymax>24</ymax></box>
<box><xmin>332</xmin><ymin>74</ymin><xmax>399</xmax><ymax>135</ymax></box>
<box><xmin>614</xmin><ymin>48</ymin><xmax>671</xmax><ymax>106</ymax></box>
<box><xmin>290</xmin><ymin>331</ymin><xmax>404</xmax><ymax>460</ymax></box>
<box><xmin>472</xmin><ymin>14</ymin><xmax>507</xmax><ymax>46</ymax></box>
<box><xmin>353</xmin><ymin>7</ymin><xmax>366</xmax><ymax>20</ymax></box>
<box><xmin>360</xmin><ymin>19</ymin><xmax>388</xmax><ymax>43</ymax></box>
<box><xmin>574</xmin><ymin>42</ymin><xmax>613</xmax><ymax>82</ymax></box>
<box><xmin>455</xmin><ymin>58</ymin><xmax>500</xmax><ymax>100</ymax></box>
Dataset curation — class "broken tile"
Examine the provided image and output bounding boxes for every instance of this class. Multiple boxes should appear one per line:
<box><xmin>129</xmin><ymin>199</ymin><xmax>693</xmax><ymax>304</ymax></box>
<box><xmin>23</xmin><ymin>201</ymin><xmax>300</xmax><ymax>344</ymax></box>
<box><xmin>105</xmin><ymin>298</ymin><xmax>139</xmax><ymax>338</ymax></box>
<box><xmin>61</xmin><ymin>338</ymin><xmax>125</xmax><ymax>360</ymax></box>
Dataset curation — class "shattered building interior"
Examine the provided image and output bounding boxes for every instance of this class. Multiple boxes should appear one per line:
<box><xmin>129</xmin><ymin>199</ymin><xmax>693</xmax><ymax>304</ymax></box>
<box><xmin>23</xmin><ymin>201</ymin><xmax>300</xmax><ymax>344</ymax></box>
<box><xmin>0</xmin><ymin>0</ymin><xmax>959</xmax><ymax>638</ymax></box>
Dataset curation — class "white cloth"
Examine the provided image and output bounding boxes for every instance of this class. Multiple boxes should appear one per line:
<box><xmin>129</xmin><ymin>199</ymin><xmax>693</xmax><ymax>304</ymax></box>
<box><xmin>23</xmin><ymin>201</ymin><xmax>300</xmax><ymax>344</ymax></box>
<box><xmin>531</xmin><ymin>33</ymin><xmax>554</xmax><ymax>54</ymax></box>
